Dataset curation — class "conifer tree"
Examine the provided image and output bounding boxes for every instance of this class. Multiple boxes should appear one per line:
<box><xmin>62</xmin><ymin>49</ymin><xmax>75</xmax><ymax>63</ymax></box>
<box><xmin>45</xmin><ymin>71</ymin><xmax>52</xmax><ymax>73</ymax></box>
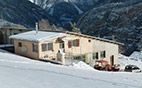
<box><xmin>70</xmin><ymin>22</ymin><xmax>81</xmax><ymax>33</ymax></box>
<box><xmin>52</xmin><ymin>24</ymin><xmax>56</xmax><ymax>31</ymax></box>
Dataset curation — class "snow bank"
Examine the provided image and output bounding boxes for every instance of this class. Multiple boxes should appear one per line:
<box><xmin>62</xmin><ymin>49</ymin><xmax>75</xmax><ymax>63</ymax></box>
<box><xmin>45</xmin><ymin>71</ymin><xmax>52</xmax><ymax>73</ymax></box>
<box><xmin>130</xmin><ymin>51</ymin><xmax>142</xmax><ymax>60</ymax></box>
<box><xmin>69</xmin><ymin>61</ymin><xmax>94</xmax><ymax>70</ymax></box>
<box><xmin>119</xmin><ymin>54</ymin><xmax>142</xmax><ymax>69</ymax></box>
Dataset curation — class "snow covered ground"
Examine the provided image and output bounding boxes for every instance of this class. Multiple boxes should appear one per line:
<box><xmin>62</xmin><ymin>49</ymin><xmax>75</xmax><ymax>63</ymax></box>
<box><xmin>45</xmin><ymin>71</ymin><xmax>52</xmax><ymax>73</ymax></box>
<box><xmin>0</xmin><ymin>49</ymin><xmax>142</xmax><ymax>88</ymax></box>
<box><xmin>130</xmin><ymin>51</ymin><xmax>142</xmax><ymax>61</ymax></box>
<box><xmin>119</xmin><ymin>54</ymin><xmax>142</xmax><ymax>70</ymax></box>
<box><xmin>69</xmin><ymin>61</ymin><xmax>94</xmax><ymax>70</ymax></box>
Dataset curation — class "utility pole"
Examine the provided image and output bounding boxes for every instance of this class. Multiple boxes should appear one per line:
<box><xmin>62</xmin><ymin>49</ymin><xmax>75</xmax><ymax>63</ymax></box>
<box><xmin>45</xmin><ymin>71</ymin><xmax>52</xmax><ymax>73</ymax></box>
<box><xmin>140</xmin><ymin>33</ymin><xmax>142</xmax><ymax>53</ymax></box>
<box><xmin>36</xmin><ymin>22</ymin><xmax>39</xmax><ymax>34</ymax></box>
<box><xmin>0</xmin><ymin>10</ymin><xmax>3</xmax><ymax>19</ymax></box>
<box><xmin>112</xmin><ymin>35</ymin><xmax>115</xmax><ymax>41</ymax></box>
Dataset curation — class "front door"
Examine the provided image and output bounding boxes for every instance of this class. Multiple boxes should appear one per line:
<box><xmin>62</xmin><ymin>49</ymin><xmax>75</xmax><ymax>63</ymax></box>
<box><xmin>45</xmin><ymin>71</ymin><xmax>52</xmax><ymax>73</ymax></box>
<box><xmin>59</xmin><ymin>42</ymin><xmax>65</xmax><ymax>52</ymax></box>
<box><xmin>110</xmin><ymin>55</ymin><xmax>114</xmax><ymax>66</ymax></box>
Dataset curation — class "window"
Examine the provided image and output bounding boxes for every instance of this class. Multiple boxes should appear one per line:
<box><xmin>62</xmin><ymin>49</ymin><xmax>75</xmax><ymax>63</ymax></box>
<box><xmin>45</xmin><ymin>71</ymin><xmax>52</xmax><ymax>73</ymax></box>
<box><xmin>59</xmin><ymin>42</ymin><xmax>64</xmax><ymax>49</ymax></box>
<box><xmin>100</xmin><ymin>51</ymin><xmax>106</xmax><ymax>58</ymax></box>
<box><xmin>93</xmin><ymin>52</ymin><xmax>98</xmax><ymax>59</ymax></box>
<box><xmin>18</xmin><ymin>42</ymin><xmax>22</xmax><ymax>47</ymax></box>
<box><xmin>48</xmin><ymin>43</ymin><xmax>53</xmax><ymax>51</ymax></box>
<box><xmin>133</xmin><ymin>66</ymin><xmax>139</xmax><ymax>70</ymax></box>
<box><xmin>42</xmin><ymin>43</ymin><xmax>53</xmax><ymax>51</ymax></box>
<box><xmin>73</xmin><ymin>55</ymin><xmax>85</xmax><ymax>61</ymax></box>
<box><xmin>88</xmin><ymin>40</ymin><xmax>91</xmax><ymax>42</ymax></box>
<box><xmin>68</xmin><ymin>39</ymin><xmax>79</xmax><ymax>48</ymax></box>
<box><xmin>42</xmin><ymin>44</ymin><xmax>48</xmax><ymax>51</ymax></box>
<box><xmin>33</xmin><ymin>43</ymin><xmax>38</xmax><ymax>52</ymax></box>
<box><xmin>19</xmin><ymin>30</ymin><xmax>22</xmax><ymax>32</ymax></box>
<box><xmin>73</xmin><ymin>40</ymin><xmax>77</xmax><ymax>46</ymax></box>
<box><xmin>14</xmin><ymin>33</ymin><xmax>18</xmax><ymax>35</ymax></box>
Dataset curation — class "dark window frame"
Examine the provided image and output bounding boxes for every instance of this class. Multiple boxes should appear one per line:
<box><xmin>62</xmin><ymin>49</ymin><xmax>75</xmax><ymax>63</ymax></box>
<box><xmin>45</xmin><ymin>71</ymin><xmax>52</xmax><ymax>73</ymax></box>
<box><xmin>42</xmin><ymin>43</ymin><xmax>53</xmax><ymax>52</ymax></box>
<box><xmin>14</xmin><ymin>33</ymin><xmax>18</xmax><ymax>35</ymax></box>
<box><xmin>100</xmin><ymin>51</ymin><xmax>106</xmax><ymax>58</ymax></box>
<box><xmin>93</xmin><ymin>52</ymin><xmax>99</xmax><ymax>59</ymax></box>
<box><xmin>59</xmin><ymin>42</ymin><xmax>64</xmax><ymax>49</ymax></box>
<box><xmin>70</xmin><ymin>39</ymin><xmax>80</xmax><ymax>47</ymax></box>
<box><xmin>33</xmin><ymin>43</ymin><xmax>38</xmax><ymax>52</ymax></box>
<box><xmin>88</xmin><ymin>40</ymin><xmax>91</xmax><ymax>42</ymax></box>
<box><xmin>42</xmin><ymin>44</ymin><xmax>48</xmax><ymax>51</ymax></box>
<box><xmin>48</xmin><ymin>43</ymin><xmax>53</xmax><ymax>51</ymax></box>
<box><xmin>18</xmin><ymin>42</ymin><xmax>22</xmax><ymax>47</ymax></box>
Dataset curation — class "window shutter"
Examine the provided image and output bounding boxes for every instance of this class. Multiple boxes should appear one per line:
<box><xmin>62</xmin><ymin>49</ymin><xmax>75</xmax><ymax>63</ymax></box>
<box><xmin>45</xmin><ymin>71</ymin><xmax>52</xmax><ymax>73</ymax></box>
<box><xmin>68</xmin><ymin>41</ymin><xmax>71</xmax><ymax>48</ymax></box>
<box><xmin>76</xmin><ymin>39</ymin><xmax>80</xmax><ymax>47</ymax></box>
<box><xmin>103</xmin><ymin>51</ymin><xmax>106</xmax><ymax>58</ymax></box>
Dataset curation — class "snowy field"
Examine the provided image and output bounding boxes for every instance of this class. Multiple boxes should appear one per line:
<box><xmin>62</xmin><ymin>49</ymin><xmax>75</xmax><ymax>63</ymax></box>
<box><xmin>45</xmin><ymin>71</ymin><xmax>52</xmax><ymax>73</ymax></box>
<box><xmin>0</xmin><ymin>49</ymin><xmax>142</xmax><ymax>88</ymax></box>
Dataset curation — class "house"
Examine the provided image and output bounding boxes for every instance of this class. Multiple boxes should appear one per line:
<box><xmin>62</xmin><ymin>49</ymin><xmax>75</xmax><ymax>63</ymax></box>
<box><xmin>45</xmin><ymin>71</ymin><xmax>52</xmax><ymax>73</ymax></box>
<box><xmin>0</xmin><ymin>27</ymin><xmax>29</xmax><ymax>44</ymax></box>
<box><xmin>10</xmin><ymin>30</ymin><xmax>123</xmax><ymax>66</ymax></box>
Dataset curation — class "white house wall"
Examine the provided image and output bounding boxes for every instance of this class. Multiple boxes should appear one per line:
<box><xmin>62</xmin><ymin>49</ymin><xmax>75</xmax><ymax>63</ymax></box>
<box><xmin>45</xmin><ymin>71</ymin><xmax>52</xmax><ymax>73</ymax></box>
<box><xmin>93</xmin><ymin>39</ymin><xmax>119</xmax><ymax>65</ymax></box>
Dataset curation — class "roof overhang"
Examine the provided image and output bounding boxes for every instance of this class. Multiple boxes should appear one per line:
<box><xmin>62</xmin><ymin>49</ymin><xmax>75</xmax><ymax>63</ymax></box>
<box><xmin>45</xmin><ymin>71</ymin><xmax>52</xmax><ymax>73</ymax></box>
<box><xmin>65</xmin><ymin>31</ymin><xmax>124</xmax><ymax>45</ymax></box>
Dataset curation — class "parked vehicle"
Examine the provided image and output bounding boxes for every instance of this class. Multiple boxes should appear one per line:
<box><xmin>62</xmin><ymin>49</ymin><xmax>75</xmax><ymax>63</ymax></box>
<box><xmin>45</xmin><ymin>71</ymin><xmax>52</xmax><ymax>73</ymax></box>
<box><xmin>124</xmin><ymin>65</ymin><xmax>141</xmax><ymax>73</ymax></box>
<box><xmin>94</xmin><ymin>60</ymin><xmax>119</xmax><ymax>71</ymax></box>
<box><xmin>111</xmin><ymin>64</ymin><xmax>120</xmax><ymax>71</ymax></box>
<box><xmin>94</xmin><ymin>60</ymin><xmax>108</xmax><ymax>70</ymax></box>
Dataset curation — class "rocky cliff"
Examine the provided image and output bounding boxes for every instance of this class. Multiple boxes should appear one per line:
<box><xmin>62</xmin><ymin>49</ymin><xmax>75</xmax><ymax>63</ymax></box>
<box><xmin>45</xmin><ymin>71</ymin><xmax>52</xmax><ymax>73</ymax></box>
<box><xmin>77</xmin><ymin>0</ymin><xmax>142</xmax><ymax>55</ymax></box>
<box><xmin>29</xmin><ymin>0</ymin><xmax>126</xmax><ymax>29</ymax></box>
<box><xmin>0</xmin><ymin>0</ymin><xmax>50</xmax><ymax>28</ymax></box>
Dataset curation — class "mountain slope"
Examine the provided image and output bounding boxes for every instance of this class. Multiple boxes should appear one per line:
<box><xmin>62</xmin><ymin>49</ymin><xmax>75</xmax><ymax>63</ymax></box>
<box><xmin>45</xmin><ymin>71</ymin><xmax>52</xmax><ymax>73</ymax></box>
<box><xmin>0</xmin><ymin>0</ymin><xmax>50</xmax><ymax>28</ymax></box>
<box><xmin>77</xmin><ymin>0</ymin><xmax>142</xmax><ymax>55</ymax></box>
<box><xmin>29</xmin><ymin>0</ymin><xmax>127</xmax><ymax>29</ymax></box>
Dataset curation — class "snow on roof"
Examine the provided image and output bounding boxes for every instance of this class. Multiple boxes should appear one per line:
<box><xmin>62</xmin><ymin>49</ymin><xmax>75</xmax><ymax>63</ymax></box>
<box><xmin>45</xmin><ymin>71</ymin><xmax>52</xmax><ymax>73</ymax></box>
<box><xmin>130</xmin><ymin>51</ymin><xmax>142</xmax><ymax>59</ymax></box>
<box><xmin>9</xmin><ymin>31</ymin><xmax>66</xmax><ymax>42</ymax></box>
<box><xmin>9</xmin><ymin>30</ymin><xmax>123</xmax><ymax>45</ymax></box>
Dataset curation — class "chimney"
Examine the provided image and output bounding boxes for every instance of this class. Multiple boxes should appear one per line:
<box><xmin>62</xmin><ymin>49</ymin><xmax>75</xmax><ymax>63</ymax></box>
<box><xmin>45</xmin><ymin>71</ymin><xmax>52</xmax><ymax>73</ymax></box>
<box><xmin>112</xmin><ymin>35</ymin><xmax>115</xmax><ymax>41</ymax></box>
<box><xmin>36</xmin><ymin>22</ymin><xmax>38</xmax><ymax>34</ymax></box>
